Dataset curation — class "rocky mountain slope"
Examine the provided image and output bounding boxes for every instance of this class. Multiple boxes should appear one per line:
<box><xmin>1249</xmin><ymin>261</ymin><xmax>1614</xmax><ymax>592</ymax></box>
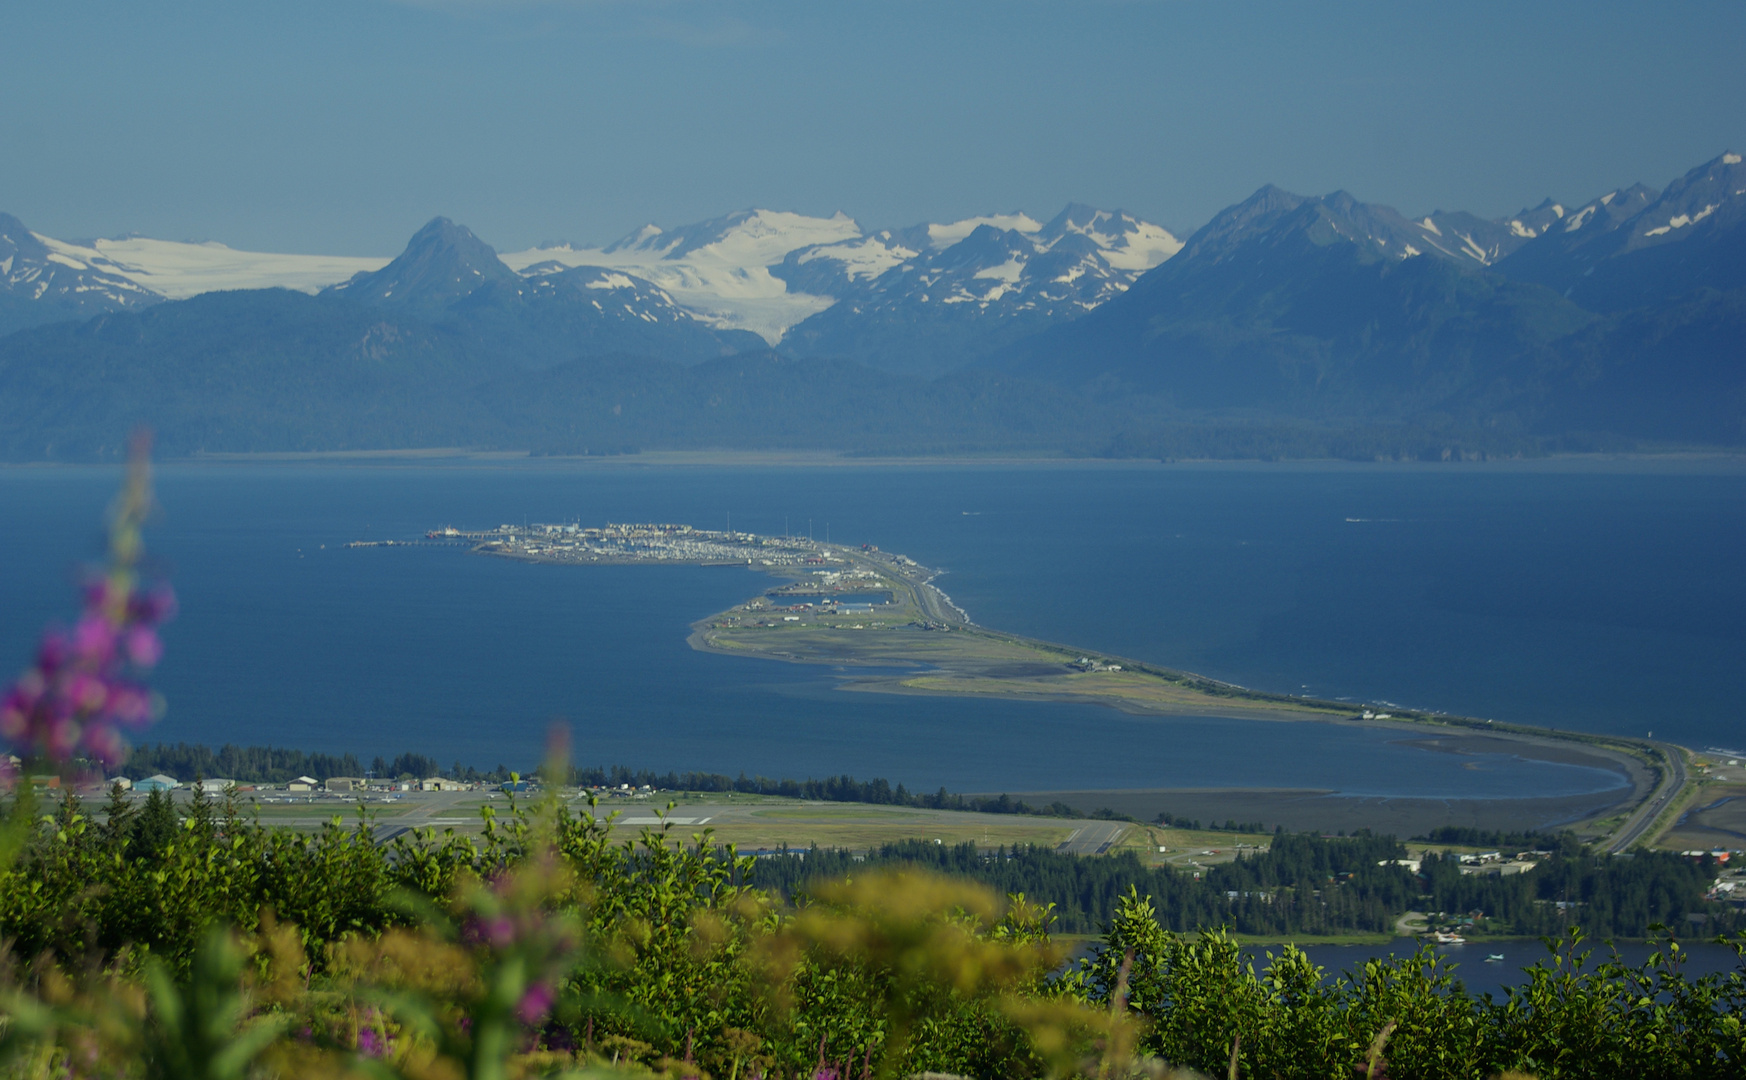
<box><xmin>997</xmin><ymin>154</ymin><xmax>1746</xmax><ymax>445</ymax></box>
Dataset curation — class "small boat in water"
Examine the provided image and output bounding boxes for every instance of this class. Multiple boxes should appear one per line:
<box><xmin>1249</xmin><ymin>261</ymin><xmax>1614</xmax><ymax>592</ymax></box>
<box><xmin>1485</xmin><ymin>954</ymin><xmax>1505</xmax><ymax>963</ymax></box>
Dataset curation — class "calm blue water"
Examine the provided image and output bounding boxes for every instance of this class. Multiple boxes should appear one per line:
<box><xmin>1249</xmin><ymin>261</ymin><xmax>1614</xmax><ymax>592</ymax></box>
<box><xmin>1290</xmin><ymin>938</ymin><xmax>1743</xmax><ymax>1000</ymax></box>
<box><xmin>1</xmin><ymin>461</ymin><xmax>1741</xmax><ymax>793</ymax></box>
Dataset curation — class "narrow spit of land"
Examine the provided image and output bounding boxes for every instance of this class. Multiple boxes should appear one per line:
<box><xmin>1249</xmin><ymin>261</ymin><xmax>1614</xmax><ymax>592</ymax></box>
<box><xmin>425</xmin><ymin>521</ymin><xmax>1681</xmax><ymax>845</ymax></box>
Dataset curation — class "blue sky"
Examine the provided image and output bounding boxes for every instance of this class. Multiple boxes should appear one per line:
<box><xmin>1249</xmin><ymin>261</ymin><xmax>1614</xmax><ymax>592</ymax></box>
<box><xmin>4</xmin><ymin>0</ymin><xmax>1743</xmax><ymax>254</ymax></box>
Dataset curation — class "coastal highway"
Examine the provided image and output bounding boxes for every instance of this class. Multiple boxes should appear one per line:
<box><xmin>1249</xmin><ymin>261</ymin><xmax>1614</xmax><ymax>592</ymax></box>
<box><xmin>1057</xmin><ymin>821</ymin><xmax>1128</xmax><ymax>855</ymax></box>
<box><xmin>1605</xmin><ymin>742</ymin><xmax>1689</xmax><ymax>854</ymax></box>
<box><xmin>842</xmin><ymin>548</ymin><xmax>968</xmax><ymax>626</ymax></box>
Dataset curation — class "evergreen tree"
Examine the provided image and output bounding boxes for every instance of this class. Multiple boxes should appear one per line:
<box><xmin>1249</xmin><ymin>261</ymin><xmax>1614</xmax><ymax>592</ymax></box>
<box><xmin>131</xmin><ymin>789</ymin><xmax>178</xmax><ymax>860</ymax></box>
<box><xmin>99</xmin><ymin>781</ymin><xmax>136</xmax><ymax>851</ymax></box>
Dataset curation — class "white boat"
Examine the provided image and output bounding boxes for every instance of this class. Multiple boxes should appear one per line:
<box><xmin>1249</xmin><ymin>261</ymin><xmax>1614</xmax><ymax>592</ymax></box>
<box><xmin>1485</xmin><ymin>954</ymin><xmax>1505</xmax><ymax>963</ymax></box>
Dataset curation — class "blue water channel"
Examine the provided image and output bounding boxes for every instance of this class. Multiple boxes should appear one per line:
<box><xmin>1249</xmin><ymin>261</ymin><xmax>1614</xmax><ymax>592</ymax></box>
<box><xmin>1</xmin><ymin>460</ymin><xmax>1740</xmax><ymax>794</ymax></box>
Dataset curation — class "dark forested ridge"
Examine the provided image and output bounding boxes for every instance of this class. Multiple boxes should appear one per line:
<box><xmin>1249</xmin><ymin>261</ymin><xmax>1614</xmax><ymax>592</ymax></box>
<box><xmin>2</xmin><ymin>155</ymin><xmax>1743</xmax><ymax>459</ymax></box>
<box><xmin>749</xmin><ymin>837</ymin><xmax>1738</xmax><ymax>939</ymax></box>
<box><xmin>121</xmin><ymin>742</ymin><xmax>513</xmax><ymax>785</ymax></box>
<box><xmin>117</xmin><ymin>744</ymin><xmax>1734</xmax><ymax>941</ymax></box>
<box><xmin>996</xmin><ymin>161</ymin><xmax>1746</xmax><ymax>448</ymax></box>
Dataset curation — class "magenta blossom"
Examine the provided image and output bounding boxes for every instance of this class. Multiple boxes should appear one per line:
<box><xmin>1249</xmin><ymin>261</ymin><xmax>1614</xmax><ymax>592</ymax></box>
<box><xmin>516</xmin><ymin>983</ymin><xmax>557</xmax><ymax>1025</ymax></box>
<box><xmin>1</xmin><ymin>437</ymin><xmax>172</xmax><ymax>773</ymax></box>
<box><xmin>356</xmin><ymin>1027</ymin><xmax>391</xmax><ymax>1058</ymax></box>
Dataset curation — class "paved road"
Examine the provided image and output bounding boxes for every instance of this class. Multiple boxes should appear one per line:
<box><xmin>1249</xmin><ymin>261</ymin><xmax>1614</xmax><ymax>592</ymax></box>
<box><xmin>1606</xmin><ymin>742</ymin><xmax>1689</xmax><ymax>854</ymax></box>
<box><xmin>1057</xmin><ymin>821</ymin><xmax>1128</xmax><ymax>855</ymax></box>
<box><xmin>372</xmin><ymin>790</ymin><xmax>485</xmax><ymax>842</ymax></box>
<box><xmin>840</xmin><ymin>549</ymin><xmax>963</xmax><ymax>625</ymax></box>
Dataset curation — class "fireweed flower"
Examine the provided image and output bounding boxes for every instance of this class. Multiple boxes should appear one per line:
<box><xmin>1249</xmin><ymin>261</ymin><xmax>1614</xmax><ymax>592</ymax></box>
<box><xmin>458</xmin><ymin>856</ymin><xmax>581</xmax><ymax>1031</ymax></box>
<box><xmin>0</xmin><ymin>435</ymin><xmax>173</xmax><ymax>772</ymax></box>
<box><xmin>515</xmin><ymin>983</ymin><xmax>556</xmax><ymax>1025</ymax></box>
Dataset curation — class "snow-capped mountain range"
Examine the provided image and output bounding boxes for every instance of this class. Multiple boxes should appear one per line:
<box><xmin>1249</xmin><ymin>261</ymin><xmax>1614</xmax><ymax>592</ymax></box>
<box><xmin>496</xmin><ymin>204</ymin><xmax>1182</xmax><ymax>344</ymax></box>
<box><xmin>0</xmin><ymin>204</ymin><xmax>1180</xmax><ymax>345</ymax></box>
<box><xmin>4</xmin><ymin>153</ymin><xmax>1745</xmax><ymax>460</ymax></box>
<box><xmin>500</xmin><ymin>209</ymin><xmax>861</xmax><ymax>342</ymax></box>
<box><xmin>2</xmin><ymin>151</ymin><xmax>1741</xmax><ymax>375</ymax></box>
<box><xmin>0</xmin><ymin>212</ymin><xmax>162</xmax><ymax>330</ymax></box>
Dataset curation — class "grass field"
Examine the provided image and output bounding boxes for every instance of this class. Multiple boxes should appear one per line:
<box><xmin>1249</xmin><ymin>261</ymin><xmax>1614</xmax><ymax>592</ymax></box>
<box><xmin>211</xmin><ymin>788</ymin><xmax>1304</xmax><ymax>865</ymax></box>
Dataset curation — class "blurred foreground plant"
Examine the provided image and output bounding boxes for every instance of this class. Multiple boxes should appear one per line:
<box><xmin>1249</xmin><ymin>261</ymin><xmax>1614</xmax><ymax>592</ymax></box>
<box><xmin>1</xmin><ymin>431</ymin><xmax>173</xmax><ymax>776</ymax></box>
<box><xmin>763</xmin><ymin>869</ymin><xmax>1121</xmax><ymax>1080</ymax></box>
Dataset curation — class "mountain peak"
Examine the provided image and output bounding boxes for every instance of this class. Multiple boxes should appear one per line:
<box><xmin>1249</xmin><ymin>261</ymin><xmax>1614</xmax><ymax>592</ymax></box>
<box><xmin>403</xmin><ymin>216</ymin><xmax>504</xmax><ymax>265</ymax></box>
<box><xmin>0</xmin><ymin>209</ymin><xmax>163</xmax><ymax>335</ymax></box>
<box><xmin>326</xmin><ymin>216</ymin><xmax>518</xmax><ymax>309</ymax></box>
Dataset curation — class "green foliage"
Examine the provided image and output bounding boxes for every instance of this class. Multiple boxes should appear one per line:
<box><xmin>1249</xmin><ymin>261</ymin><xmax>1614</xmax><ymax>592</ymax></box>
<box><xmin>748</xmin><ymin>836</ymin><xmax>1740</xmax><ymax>939</ymax></box>
<box><xmin>1</xmin><ymin>793</ymin><xmax>1744</xmax><ymax>1078</ymax></box>
<box><xmin>1068</xmin><ymin>891</ymin><xmax>1746</xmax><ymax>1079</ymax></box>
<box><xmin>139</xmin><ymin>928</ymin><xmax>286</xmax><ymax>1080</ymax></box>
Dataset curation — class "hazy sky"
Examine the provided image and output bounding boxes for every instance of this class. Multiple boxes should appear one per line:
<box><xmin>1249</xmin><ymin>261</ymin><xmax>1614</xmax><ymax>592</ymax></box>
<box><xmin>5</xmin><ymin>0</ymin><xmax>1743</xmax><ymax>255</ymax></box>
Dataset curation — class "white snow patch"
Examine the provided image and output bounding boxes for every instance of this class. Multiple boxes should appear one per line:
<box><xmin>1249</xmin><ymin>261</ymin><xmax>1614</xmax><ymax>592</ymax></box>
<box><xmin>45</xmin><ymin>252</ymin><xmax>89</xmax><ymax>270</ymax></box>
<box><xmin>1564</xmin><ymin>205</ymin><xmax>1596</xmax><ymax>232</ymax></box>
<box><xmin>973</xmin><ymin>258</ymin><xmax>1025</xmax><ymax>283</ymax></box>
<box><xmin>1400</xmin><ymin>244</ymin><xmax>1422</xmax><ymax>258</ymax></box>
<box><xmin>1458</xmin><ymin>233</ymin><xmax>1491</xmax><ymax>263</ymax></box>
<box><xmin>1724</xmin><ymin>153</ymin><xmax>1742</xmax><ymax>165</ymax></box>
<box><xmin>584</xmin><ymin>273</ymin><xmax>639</xmax><ymax>291</ymax></box>
<box><xmin>1507</xmin><ymin>220</ymin><xmax>1537</xmax><ymax>238</ymax></box>
<box><xmin>795</xmin><ymin>235</ymin><xmax>916</xmax><ymax>281</ymax></box>
<box><xmin>32</xmin><ymin>233</ymin><xmax>387</xmax><ymax>299</ymax></box>
<box><xmin>681</xmin><ymin>210</ymin><xmax>861</xmax><ymax>267</ymax></box>
<box><xmin>926</xmin><ymin>213</ymin><xmax>1042</xmax><ymax>248</ymax></box>
<box><xmin>1046</xmin><ymin>211</ymin><xmax>1179</xmax><ymax>268</ymax></box>
<box><xmin>1645</xmin><ymin>203</ymin><xmax>1719</xmax><ymax>237</ymax></box>
<box><xmin>1418</xmin><ymin>217</ymin><xmax>1442</xmax><ymax>236</ymax></box>
<box><xmin>1601</xmin><ymin>191</ymin><xmax>1616</xmax><ymax>205</ymax></box>
<box><xmin>1096</xmin><ymin>220</ymin><xmax>1181</xmax><ymax>270</ymax></box>
<box><xmin>1551</xmin><ymin>204</ymin><xmax>1565</xmax><ymax>218</ymax></box>
<box><xmin>501</xmin><ymin>209</ymin><xmax>860</xmax><ymax>341</ymax></box>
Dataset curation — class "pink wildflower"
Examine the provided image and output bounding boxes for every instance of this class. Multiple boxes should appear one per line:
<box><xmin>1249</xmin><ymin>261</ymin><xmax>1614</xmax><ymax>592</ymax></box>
<box><xmin>516</xmin><ymin>983</ymin><xmax>556</xmax><ymax>1025</ymax></box>
<box><xmin>1</xmin><ymin>434</ymin><xmax>173</xmax><ymax>772</ymax></box>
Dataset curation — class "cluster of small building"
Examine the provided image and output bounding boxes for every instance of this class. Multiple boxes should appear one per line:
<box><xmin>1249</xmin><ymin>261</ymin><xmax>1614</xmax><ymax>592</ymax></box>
<box><xmin>68</xmin><ymin>775</ymin><xmax>674</xmax><ymax>802</ymax></box>
<box><xmin>104</xmin><ymin>774</ymin><xmax>510</xmax><ymax>797</ymax></box>
<box><xmin>1452</xmin><ymin>850</ymin><xmax>1551</xmax><ymax>877</ymax></box>
<box><xmin>1707</xmin><ymin>862</ymin><xmax>1745</xmax><ymax>906</ymax></box>
<box><xmin>1070</xmin><ymin>657</ymin><xmax>1124</xmax><ymax>672</ymax></box>
<box><xmin>448</xmin><ymin>522</ymin><xmax>844</xmax><ymax>568</ymax></box>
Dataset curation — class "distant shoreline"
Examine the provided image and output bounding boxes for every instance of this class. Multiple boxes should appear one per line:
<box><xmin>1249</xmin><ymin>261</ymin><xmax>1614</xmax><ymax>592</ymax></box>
<box><xmin>7</xmin><ymin>448</ymin><xmax>1745</xmax><ymax>471</ymax></box>
<box><xmin>675</xmin><ymin>537</ymin><xmax>1675</xmax><ymax>841</ymax></box>
<box><xmin>416</xmin><ymin>517</ymin><xmax>1686</xmax><ymax>842</ymax></box>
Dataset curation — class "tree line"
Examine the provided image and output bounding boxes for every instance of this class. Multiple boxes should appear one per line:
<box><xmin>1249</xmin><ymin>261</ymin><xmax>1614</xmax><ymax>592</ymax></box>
<box><xmin>5</xmin><ymin>788</ymin><xmax>1743</xmax><ymax>1079</ymax></box>
<box><xmin>747</xmin><ymin>835</ymin><xmax>1739</xmax><ymax>939</ymax></box>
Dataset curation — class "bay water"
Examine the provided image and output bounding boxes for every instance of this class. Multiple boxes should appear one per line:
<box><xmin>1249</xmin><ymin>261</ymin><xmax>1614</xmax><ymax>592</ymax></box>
<box><xmin>1</xmin><ymin>460</ymin><xmax>1741</xmax><ymax>795</ymax></box>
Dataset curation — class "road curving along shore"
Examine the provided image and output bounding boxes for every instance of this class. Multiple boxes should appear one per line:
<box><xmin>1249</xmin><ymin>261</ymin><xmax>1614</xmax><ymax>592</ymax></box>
<box><xmin>443</xmin><ymin>519</ymin><xmax>1684</xmax><ymax>844</ymax></box>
